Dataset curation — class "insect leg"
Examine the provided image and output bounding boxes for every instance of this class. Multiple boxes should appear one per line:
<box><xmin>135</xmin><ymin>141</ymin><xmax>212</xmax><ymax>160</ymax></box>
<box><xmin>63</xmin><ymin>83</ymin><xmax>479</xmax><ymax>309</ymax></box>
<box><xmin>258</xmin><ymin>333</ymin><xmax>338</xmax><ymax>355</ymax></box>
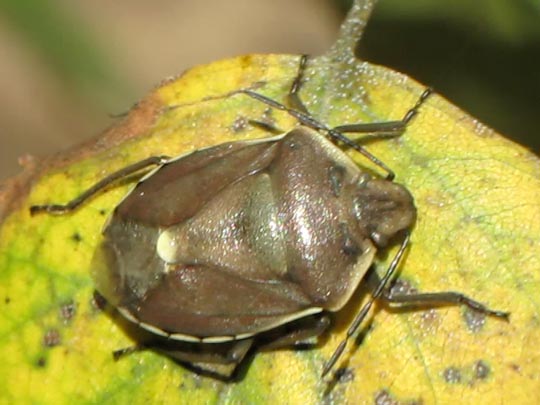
<box><xmin>247</xmin><ymin>119</ymin><xmax>283</xmax><ymax>134</ymax></box>
<box><xmin>287</xmin><ymin>54</ymin><xmax>310</xmax><ymax>114</ymax></box>
<box><xmin>321</xmin><ymin>232</ymin><xmax>411</xmax><ymax>377</ymax></box>
<box><xmin>247</xmin><ymin>54</ymin><xmax>311</xmax><ymax>134</ymax></box>
<box><xmin>112</xmin><ymin>344</ymin><xmax>143</xmax><ymax>360</ymax></box>
<box><xmin>261</xmin><ymin>314</ymin><xmax>331</xmax><ymax>350</ymax></box>
<box><xmin>333</xmin><ymin>88</ymin><xmax>433</xmax><ymax>139</ymax></box>
<box><xmin>239</xmin><ymin>89</ymin><xmax>399</xmax><ymax>179</ymax></box>
<box><xmin>380</xmin><ymin>285</ymin><xmax>510</xmax><ymax>319</ymax></box>
<box><xmin>30</xmin><ymin>155</ymin><xmax>171</xmax><ymax>215</ymax></box>
<box><xmin>113</xmin><ymin>339</ymin><xmax>253</xmax><ymax>380</ymax></box>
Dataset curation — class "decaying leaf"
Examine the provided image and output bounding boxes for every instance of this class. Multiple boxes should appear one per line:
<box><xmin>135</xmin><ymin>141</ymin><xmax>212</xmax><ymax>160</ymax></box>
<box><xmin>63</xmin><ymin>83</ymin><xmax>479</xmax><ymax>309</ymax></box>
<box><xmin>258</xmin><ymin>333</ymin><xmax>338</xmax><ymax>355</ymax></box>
<box><xmin>1</xmin><ymin>1</ymin><xmax>539</xmax><ymax>404</ymax></box>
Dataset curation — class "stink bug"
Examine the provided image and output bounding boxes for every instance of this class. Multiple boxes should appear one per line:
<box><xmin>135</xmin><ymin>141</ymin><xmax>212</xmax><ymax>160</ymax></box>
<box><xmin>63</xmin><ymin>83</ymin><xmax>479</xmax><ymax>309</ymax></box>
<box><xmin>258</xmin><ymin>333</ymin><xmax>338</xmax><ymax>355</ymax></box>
<box><xmin>31</xmin><ymin>55</ymin><xmax>509</xmax><ymax>379</ymax></box>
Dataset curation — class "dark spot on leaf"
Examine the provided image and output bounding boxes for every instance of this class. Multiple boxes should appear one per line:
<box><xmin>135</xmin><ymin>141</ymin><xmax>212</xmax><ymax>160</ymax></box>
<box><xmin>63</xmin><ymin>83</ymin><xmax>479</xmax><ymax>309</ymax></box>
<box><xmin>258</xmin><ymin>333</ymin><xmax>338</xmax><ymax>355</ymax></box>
<box><xmin>71</xmin><ymin>232</ymin><xmax>82</xmax><ymax>243</ymax></box>
<box><xmin>374</xmin><ymin>389</ymin><xmax>399</xmax><ymax>405</ymax></box>
<box><xmin>43</xmin><ymin>329</ymin><xmax>61</xmax><ymax>348</ymax></box>
<box><xmin>36</xmin><ymin>357</ymin><xmax>46</xmax><ymax>368</ymax></box>
<box><xmin>473</xmin><ymin>360</ymin><xmax>490</xmax><ymax>380</ymax></box>
<box><xmin>99</xmin><ymin>209</ymin><xmax>107</xmax><ymax>216</ymax></box>
<box><xmin>509</xmin><ymin>363</ymin><xmax>522</xmax><ymax>374</ymax></box>
<box><xmin>335</xmin><ymin>367</ymin><xmax>354</xmax><ymax>383</ymax></box>
<box><xmin>443</xmin><ymin>366</ymin><xmax>462</xmax><ymax>384</ymax></box>
<box><xmin>463</xmin><ymin>308</ymin><xmax>486</xmax><ymax>333</ymax></box>
<box><xmin>4</xmin><ymin>296</ymin><xmax>10</xmax><ymax>304</ymax></box>
<box><xmin>59</xmin><ymin>300</ymin><xmax>77</xmax><ymax>323</ymax></box>
<box><xmin>231</xmin><ymin>116</ymin><xmax>248</xmax><ymax>133</ymax></box>
<box><xmin>91</xmin><ymin>290</ymin><xmax>107</xmax><ymax>311</ymax></box>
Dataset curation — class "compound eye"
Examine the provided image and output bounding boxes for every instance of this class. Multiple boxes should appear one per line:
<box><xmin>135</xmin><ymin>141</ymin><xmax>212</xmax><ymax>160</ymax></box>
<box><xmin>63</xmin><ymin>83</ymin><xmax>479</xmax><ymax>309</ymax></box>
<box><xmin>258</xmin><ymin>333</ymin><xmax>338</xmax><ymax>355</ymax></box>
<box><xmin>370</xmin><ymin>230</ymin><xmax>388</xmax><ymax>248</ymax></box>
<box><xmin>357</xmin><ymin>172</ymin><xmax>371</xmax><ymax>187</ymax></box>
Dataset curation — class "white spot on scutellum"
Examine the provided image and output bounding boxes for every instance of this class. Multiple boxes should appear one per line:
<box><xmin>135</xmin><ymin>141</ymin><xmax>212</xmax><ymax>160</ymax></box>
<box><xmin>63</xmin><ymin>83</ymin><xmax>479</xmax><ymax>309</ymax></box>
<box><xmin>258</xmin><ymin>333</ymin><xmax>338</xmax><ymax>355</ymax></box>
<box><xmin>156</xmin><ymin>227</ymin><xmax>180</xmax><ymax>264</ymax></box>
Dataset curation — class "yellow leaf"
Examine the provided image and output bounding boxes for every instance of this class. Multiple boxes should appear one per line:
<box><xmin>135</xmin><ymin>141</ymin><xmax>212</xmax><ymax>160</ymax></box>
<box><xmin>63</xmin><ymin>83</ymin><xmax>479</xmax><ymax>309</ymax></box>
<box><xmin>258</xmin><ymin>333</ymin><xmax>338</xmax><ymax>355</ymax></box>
<box><xmin>1</xmin><ymin>6</ymin><xmax>539</xmax><ymax>405</ymax></box>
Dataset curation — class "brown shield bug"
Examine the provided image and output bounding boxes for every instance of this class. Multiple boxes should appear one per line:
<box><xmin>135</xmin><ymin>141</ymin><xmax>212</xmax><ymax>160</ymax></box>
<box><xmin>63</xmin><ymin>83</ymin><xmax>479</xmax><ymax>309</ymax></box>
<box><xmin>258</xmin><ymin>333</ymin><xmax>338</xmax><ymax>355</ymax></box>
<box><xmin>31</xmin><ymin>55</ymin><xmax>509</xmax><ymax>379</ymax></box>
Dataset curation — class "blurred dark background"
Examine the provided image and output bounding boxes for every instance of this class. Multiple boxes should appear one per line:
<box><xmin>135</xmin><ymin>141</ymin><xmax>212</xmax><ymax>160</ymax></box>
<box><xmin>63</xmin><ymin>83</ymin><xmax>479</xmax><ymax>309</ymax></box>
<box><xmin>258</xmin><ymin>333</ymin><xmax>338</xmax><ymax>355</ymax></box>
<box><xmin>0</xmin><ymin>0</ymin><xmax>538</xmax><ymax>181</ymax></box>
<box><xmin>357</xmin><ymin>0</ymin><xmax>540</xmax><ymax>155</ymax></box>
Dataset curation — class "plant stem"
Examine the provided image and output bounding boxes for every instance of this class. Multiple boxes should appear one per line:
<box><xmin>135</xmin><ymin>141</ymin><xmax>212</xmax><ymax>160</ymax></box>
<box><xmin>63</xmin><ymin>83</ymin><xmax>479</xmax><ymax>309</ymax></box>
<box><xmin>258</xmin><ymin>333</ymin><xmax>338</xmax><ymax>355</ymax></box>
<box><xmin>328</xmin><ymin>0</ymin><xmax>378</xmax><ymax>63</ymax></box>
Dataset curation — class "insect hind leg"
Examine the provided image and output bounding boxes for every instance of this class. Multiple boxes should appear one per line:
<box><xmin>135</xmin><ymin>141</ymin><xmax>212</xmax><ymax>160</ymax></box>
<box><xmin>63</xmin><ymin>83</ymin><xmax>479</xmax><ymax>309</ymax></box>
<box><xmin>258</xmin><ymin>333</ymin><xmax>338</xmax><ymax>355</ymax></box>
<box><xmin>114</xmin><ymin>338</ymin><xmax>254</xmax><ymax>381</ymax></box>
<box><xmin>29</xmin><ymin>155</ymin><xmax>170</xmax><ymax>216</ymax></box>
<box><xmin>379</xmin><ymin>280</ymin><xmax>510</xmax><ymax>319</ymax></box>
